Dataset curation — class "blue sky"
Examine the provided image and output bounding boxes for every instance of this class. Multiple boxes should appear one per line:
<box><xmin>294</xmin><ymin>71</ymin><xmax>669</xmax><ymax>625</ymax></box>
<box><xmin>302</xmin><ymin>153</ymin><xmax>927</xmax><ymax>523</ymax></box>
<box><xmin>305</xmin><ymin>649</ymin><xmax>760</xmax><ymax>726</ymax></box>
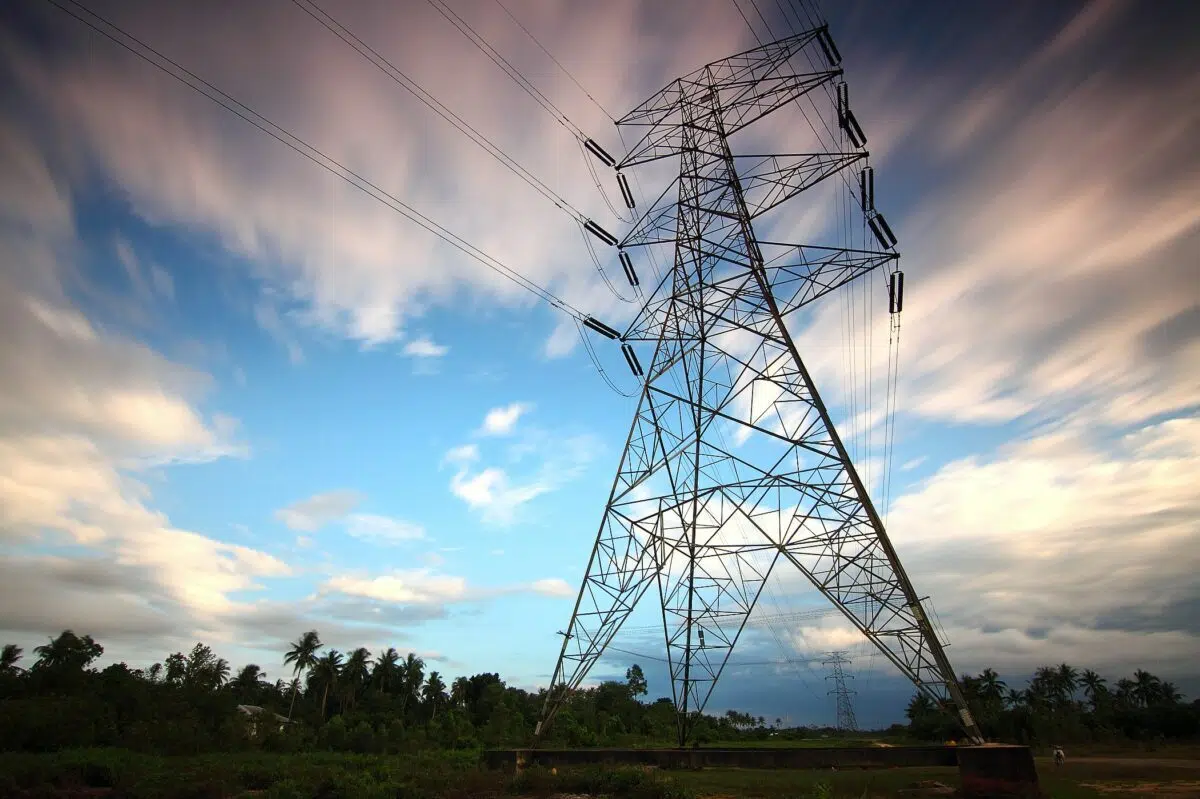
<box><xmin>1</xmin><ymin>0</ymin><xmax>1198</xmax><ymax>729</ymax></box>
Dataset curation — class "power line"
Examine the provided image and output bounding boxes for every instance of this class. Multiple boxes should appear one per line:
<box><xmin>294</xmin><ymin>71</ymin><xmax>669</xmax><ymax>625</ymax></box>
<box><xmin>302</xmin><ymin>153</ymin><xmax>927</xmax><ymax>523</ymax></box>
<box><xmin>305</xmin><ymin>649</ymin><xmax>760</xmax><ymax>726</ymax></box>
<box><xmin>43</xmin><ymin>0</ymin><xmax>587</xmax><ymax>322</ymax></box>
<box><xmin>289</xmin><ymin>0</ymin><xmax>591</xmax><ymax>227</ymax></box>
<box><xmin>425</xmin><ymin>0</ymin><xmax>586</xmax><ymax>141</ymax></box>
<box><xmin>492</xmin><ymin>0</ymin><xmax>616</xmax><ymax>123</ymax></box>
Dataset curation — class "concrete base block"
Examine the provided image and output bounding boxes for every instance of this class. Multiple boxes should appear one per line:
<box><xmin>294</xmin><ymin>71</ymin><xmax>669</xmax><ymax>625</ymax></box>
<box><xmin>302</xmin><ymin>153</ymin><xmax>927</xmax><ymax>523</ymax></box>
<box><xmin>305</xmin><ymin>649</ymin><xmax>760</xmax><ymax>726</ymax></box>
<box><xmin>956</xmin><ymin>746</ymin><xmax>1041</xmax><ymax>798</ymax></box>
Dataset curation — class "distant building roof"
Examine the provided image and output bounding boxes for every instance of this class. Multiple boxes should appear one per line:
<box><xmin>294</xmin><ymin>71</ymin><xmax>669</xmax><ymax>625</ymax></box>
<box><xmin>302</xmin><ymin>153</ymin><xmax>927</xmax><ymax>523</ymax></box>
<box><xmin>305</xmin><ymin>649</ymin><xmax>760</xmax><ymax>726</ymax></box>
<box><xmin>236</xmin><ymin>704</ymin><xmax>292</xmax><ymax>724</ymax></box>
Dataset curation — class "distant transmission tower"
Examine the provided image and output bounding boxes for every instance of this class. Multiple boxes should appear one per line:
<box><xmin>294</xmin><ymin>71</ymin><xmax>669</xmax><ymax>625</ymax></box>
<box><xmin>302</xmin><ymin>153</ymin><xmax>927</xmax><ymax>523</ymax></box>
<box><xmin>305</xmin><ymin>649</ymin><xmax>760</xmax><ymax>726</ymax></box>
<box><xmin>536</xmin><ymin>24</ymin><xmax>981</xmax><ymax>746</ymax></box>
<box><xmin>823</xmin><ymin>651</ymin><xmax>858</xmax><ymax>732</ymax></box>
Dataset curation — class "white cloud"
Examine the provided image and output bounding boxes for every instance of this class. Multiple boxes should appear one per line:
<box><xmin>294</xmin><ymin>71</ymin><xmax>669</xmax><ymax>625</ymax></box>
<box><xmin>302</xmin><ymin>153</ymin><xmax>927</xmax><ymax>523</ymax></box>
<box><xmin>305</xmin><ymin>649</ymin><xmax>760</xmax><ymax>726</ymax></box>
<box><xmin>900</xmin><ymin>456</ymin><xmax>926</xmax><ymax>471</ymax></box>
<box><xmin>321</xmin><ymin>568</ymin><xmax>577</xmax><ymax>606</ymax></box>
<box><xmin>403</xmin><ymin>335</ymin><xmax>449</xmax><ymax>358</ymax></box>
<box><xmin>274</xmin><ymin>490</ymin><xmax>364</xmax><ymax>532</ymax></box>
<box><xmin>531</xmin><ymin>578</ymin><xmax>574</xmax><ymax>598</ymax></box>
<box><xmin>344</xmin><ymin>513</ymin><xmax>426</xmax><ymax>544</ymax></box>
<box><xmin>324</xmin><ymin>569</ymin><xmax>468</xmax><ymax>605</ymax></box>
<box><xmin>880</xmin><ymin>415</ymin><xmax>1200</xmax><ymax>674</ymax></box>
<box><xmin>477</xmin><ymin>402</ymin><xmax>532</xmax><ymax>437</ymax></box>
<box><xmin>442</xmin><ymin>443</ymin><xmax>480</xmax><ymax>465</ymax></box>
<box><xmin>447</xmin><ymin>432</ymin><xmax>598</xmax><ymax>526</ymax></box>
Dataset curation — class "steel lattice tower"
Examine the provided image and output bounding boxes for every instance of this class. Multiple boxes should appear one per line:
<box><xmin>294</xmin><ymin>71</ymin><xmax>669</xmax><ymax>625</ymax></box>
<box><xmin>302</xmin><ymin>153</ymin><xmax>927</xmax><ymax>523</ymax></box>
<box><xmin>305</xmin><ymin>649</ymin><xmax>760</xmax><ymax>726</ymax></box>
<box><xmin>537</xmin><ymin>27</ymin><xmax>981</xmax><ymax>746</ymax></box>
<box><xmin>823</xmin><ymin>651</ymin><xmax>859</xmax><ymax>732</ymax></box>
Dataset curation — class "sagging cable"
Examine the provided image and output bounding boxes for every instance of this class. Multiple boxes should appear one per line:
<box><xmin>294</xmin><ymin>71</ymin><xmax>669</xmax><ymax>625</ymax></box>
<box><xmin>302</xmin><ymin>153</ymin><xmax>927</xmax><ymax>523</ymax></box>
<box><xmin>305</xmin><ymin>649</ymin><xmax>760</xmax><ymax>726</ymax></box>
<box><xmin>583</xmin><ymin>316</ymin><xmax>621</xmax><ymax>339</ymax></box>
<box><xmin>616</xmin><ymin>172</ymin><xmax>636</xmax><ymax>209</ymax></box>
<box><xmin>584</xmin><ymin>138</ymin><xmax>616</xmax><ymax>167</ymax></box>
<box><xmin>619</xmin><ymin>250</ymin><xmax>640</xmax><ymax>287</ymax></box>
<box><xmin>621</xmin><ymin>343</ymin><xmax>644</xmax><ymax>377</ymax></box>
<box><xmin>584</xmin><ymin>219</ymin><xmax>618</xmax><ymax>246</ymax></box>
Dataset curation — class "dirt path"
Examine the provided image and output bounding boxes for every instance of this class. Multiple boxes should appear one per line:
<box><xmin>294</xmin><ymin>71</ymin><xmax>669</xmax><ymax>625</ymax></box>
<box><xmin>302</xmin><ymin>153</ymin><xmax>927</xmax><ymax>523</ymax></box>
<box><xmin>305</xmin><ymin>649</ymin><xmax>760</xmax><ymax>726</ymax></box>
<box><xmin>1062</xmin><ymin>757</ymin><xmax>1200</xmax><ymax>768</ymax></box>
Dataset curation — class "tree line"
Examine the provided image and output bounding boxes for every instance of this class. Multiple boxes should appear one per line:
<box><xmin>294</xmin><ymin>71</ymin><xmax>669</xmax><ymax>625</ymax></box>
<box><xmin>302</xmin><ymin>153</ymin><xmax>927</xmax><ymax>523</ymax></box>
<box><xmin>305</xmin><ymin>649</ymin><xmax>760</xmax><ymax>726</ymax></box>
<box><xmin>0</xmin><ymin>630</ymin><xmax>784</xmax><ymax>755</ymax></box>
<box><xmin>2</xmin><ymin>632</ymin><xmax>1196</xmax><ymax>755</ymax></box>
<box><xmin>905</xmin><ymin>663</ymin><xmax>1199</xmax><ymax>745</ymax></box>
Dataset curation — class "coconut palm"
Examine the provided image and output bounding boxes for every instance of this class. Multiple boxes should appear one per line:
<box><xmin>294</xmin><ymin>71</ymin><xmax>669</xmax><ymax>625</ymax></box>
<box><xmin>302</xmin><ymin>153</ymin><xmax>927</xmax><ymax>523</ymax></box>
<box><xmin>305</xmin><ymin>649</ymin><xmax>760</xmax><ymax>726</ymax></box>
<box><xmin>1159</xmin><ymin>681</ymin><xmax>1184</xmax><ymax>706</ymax></box>
<box><xmin>211</xmin><ymin>658</ymin><xmax>231</xmax><ymax>688</ymax></box>
<box><xmin>1</xmin><ymin>644</ymin><xmax>23</xmax><ymax>674</ymax></box>
<box><xmin>398</xmin><ymin>652</ymin><xmax>425</xmax><ymax>717</ymax></box>
<box><xmin>1115</xmin><ymin>678</ymin><xmax>1137</xmax><ymax>708</ymax></box>
<box><xmin>283</xmin><ymin>631</ymin><xmax>322</xmax><ymax>721</ymax></box>
<box><xmin>1080</xmin><ymin>670</ymin><xmax>1107</xmax><ymax>710</ymax></box>
<box><xmin>342</xmin><ymin>648</ymin><xmax>372</xmax><ymax>709</ymax></box>
<box><xmin>423</xmin><ymin>671</ymin><xmax>447</xmax><ymax>721</ymax></box>
<box><xmin>310</xmin><ymin>650</ymin><xmax>343</xmax><ymax>720</ymax></box>
<box><xmin>33</xmin><ymin>630</ymin><xmax>103</xmax><ymax>671</ymax></box>
<box><xmin>373</xmin><ymin>648</ymin><xmax>400</xmax><ymax>694</ymax></box>
<box><xmin>1055</xmin><ymin>663</ymin><xmax>1079</xmax><ymax>704</ymax></box>
<box><xmin>977</xmin><ymin>668</ymin><xmax>1007</xmax><ymax>704</ymax></box>
<box><xmin>232</xmin><ymin>664</ymin><xmax>267</xmax><ymax>698</ymax></box>
<box><xmin>1133</xmin><ymin>670</ymin><xmax>1161</xmax><ymax>709</ymax></box>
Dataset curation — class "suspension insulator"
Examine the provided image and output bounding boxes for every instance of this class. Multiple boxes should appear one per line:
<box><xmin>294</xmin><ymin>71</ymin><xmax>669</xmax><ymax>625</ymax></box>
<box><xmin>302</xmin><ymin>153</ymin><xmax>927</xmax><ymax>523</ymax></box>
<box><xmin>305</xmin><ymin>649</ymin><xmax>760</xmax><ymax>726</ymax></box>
<box><xmin>619</xmin><ymin>250</ymin><xmax>640</xmax><ymax>287</ymax></box>
<box><xmin>836</xmin><ymin>82</ymin><xmax>849</xmax><ymax>124</ymax></box>
<box><xmin>584</xmin><ymin>138</ymin><xmax>616</xmax><ymax>167</ymax></box>
<box><xmin>860</xmin><ymin>166</ymin><xmax>875</xmax><ymax>213</ymax></box>
<box><xmin>877</xmin><ymin>212</ymin><xmax>897</xmax><ymax>247</ymax></box>
<box><xmin>583</xmin><ymin>316</ymin><xmax>620</xmax><ymax>339</ymax></box>
<box><xmin>621</xmin><ymin>343</ymin><xmax>644</xmax><ymax>377</ymax></box>
<box><xmin>817</xmin><ymin>26</ymin><xmax>842</xmax><ymax>67</ymax></box>
<box><xmin>842</xmin><ymin>109</ymin><xmax>867</xmax><ymax>148</ymax></box>
<box><xmin>616</xmin><ymin>172</ymin><xmax>636</xmax><ymax>210</ymax></box>
<box><xmin>868</xmin><ymin>214</ymin><xmax>898</xmax><ymax>250</ymax></box>
<box><xmin>584</xmin><ymin>219</ymin><xmax>618</xmax><ymax>247</ymax></box>
<box><xmin>889</xmin><ymin>270</ymin><xmax>904</xmax><ymax>314</ymax></box>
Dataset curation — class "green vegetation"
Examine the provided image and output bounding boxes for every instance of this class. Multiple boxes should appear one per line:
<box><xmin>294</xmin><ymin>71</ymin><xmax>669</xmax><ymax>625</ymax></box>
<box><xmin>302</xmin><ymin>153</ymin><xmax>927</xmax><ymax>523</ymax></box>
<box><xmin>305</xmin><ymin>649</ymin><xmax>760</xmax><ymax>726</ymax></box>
<box><xmin>907</xmin><ymin>664</ymin><xmax>1200</xmax><ymax>748</ymax></box>
<box><xmin>3</xmin><ymin>630</ymin><xmax>1200</xmax><ymax>797</ymax></box>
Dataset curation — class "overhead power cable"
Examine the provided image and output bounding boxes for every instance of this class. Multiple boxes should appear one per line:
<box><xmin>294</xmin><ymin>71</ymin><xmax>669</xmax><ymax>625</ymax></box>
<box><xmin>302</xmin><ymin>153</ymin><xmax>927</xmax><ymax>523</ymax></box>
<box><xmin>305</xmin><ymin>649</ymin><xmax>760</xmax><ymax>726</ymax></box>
<box><xmin>43</xmin><ymin>0</ymin><xmax>588</xmax><ymax>322</ymax></box>
<box><xmin>425</xmin><ymin>0</ymin><xmax>587</xmax><ymax>141</ymax></box>
<box><xmin>289</xmin><ymin>0</ymin><xmax>590</xmax><ymax>227</ymax></box>
<box><xmin>492</xmin><ymin>0</ymin><xmax>617</xmax><ymax>123</ymax></box>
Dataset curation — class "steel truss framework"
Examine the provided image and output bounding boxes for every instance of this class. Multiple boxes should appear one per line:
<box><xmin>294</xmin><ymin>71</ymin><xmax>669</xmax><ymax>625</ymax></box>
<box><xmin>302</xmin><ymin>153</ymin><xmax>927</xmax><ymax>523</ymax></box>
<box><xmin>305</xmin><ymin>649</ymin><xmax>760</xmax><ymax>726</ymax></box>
<box><xmin>823</xmin><ymin>651</ymin><xmax>859</xmax><ymax>732</ymax></box>
<box><xmin>537</xmin><ymin>28</ymin><xmax>981</xmax><ymax>746</ymax></box>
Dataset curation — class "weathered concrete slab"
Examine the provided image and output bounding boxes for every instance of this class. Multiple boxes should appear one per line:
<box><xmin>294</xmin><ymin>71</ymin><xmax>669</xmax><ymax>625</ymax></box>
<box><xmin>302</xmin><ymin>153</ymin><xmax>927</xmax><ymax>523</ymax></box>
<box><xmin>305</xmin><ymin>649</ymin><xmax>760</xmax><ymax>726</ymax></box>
<box><xmin>483</xmin><ymin>745</ymin><xmax>958</xmax><ymax>771</ymax></box>
<box><xmin>957</xmin><ymin>745</ymin><xmax>1041</xmax><ymax>798</ymax></box>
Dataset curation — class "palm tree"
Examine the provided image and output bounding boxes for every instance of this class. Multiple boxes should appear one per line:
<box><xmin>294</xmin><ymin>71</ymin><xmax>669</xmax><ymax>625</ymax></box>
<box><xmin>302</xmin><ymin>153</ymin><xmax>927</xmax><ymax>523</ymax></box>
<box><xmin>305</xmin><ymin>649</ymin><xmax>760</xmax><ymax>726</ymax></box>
<box><xmin>310</xmin><ymin>650</ymin><xmax>343</xmax><ymax>720</ymax></box>
<box><xmin>1115</xmin><ymin>678</ymin><xmax>1137</xmax><ymax>708</ymax></box>
<box><xmin>342</xmin><ymin>648</ymin><xmax>372</xmax><ymax>709</ymax></box>
<box><xmin>977</xmin><ymin>668</ymin><xmax>1007</xmax><ymax>704</ymax></box>
<box><xmin>1056</xmin><ymin>663</ymin><xmax>1079</xmax><ymax>704</ymax></box>
<box><xmin>283</xmin><ymin>631</ymin><xmax>322</xmax><ymax>721</ymax></box>
<box><xmin>1</xmin><ymin>644</ymin><xmax>23</xmax><ymax>674</ymax></box>
<box><xmin>451</xmin><ymin>676</ymin><xmax>470</xmax><ymax>708</ymax></box>
<box><xmin>211</xmin><ymin>658</ymin><xmax>231</xmax><ymax>688</ymax></box>
<box><xmin>1133</xmin><ymin>670</ymin><xmax>1161</xmax><ymax>709</ymax></box>
<box><xmin>233</xmin><ymin>664</ymin><xmax>267</xmax><ymax>697</ymax></box>
<box><xmin>1080</xmin><ymin>670</ymin><xmax>1107</xmax><ymax>710</ymax></box>
<box><xmin>398</xmin><ymin>652</ymin><xmax>425</xmax><ymax>717</ymax></box>
<box><xmin>1158</xmin><ymin>681</ymin><xmax>1184</xmax><ymax>706</ymax></box>
<box><xmin>33</xmin><ymin>631</ymin><xmax>103</xmax><ymax>670</ymax></box>
<box><xmin>373</xmin><ymin>648</ymin><xmax>400</xmax><ymax>694</ymax></box>
<box><xmin>423</xmin><ymin>671</ymin><xmax>447</xmax><ymax>721</ymax></box>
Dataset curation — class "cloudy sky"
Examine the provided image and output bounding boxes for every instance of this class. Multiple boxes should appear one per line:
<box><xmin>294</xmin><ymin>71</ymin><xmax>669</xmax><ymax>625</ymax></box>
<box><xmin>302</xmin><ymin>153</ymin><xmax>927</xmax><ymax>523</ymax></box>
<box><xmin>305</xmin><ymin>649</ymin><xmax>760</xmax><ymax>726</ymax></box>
<box><xmin>1</xmin><ymin>0</ymin><xmax>1197</xmax><ymax>728</ymax></box>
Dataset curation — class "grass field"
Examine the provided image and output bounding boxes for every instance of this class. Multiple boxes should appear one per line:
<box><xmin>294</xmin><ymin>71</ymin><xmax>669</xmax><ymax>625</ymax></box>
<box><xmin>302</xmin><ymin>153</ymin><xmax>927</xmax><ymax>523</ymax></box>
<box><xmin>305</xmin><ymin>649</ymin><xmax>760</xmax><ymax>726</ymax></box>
<box><xmin>2</xmin><ymin>747</ymin><xmax>1199</xmax><ymax>798</ymax></box>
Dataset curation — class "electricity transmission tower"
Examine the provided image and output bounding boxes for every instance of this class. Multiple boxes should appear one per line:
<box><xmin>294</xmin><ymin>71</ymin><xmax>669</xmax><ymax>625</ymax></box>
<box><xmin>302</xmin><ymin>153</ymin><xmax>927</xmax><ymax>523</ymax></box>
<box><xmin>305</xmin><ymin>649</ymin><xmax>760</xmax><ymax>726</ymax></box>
<box><xmin>537</xmin><ymin>25</ymin><xmax>981</xmax><ymax>747</ymax></box>
<box><xmin>823</xmin><ymin>651</ymin><xmax>858</xmax><ymax>732</ymax></box>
